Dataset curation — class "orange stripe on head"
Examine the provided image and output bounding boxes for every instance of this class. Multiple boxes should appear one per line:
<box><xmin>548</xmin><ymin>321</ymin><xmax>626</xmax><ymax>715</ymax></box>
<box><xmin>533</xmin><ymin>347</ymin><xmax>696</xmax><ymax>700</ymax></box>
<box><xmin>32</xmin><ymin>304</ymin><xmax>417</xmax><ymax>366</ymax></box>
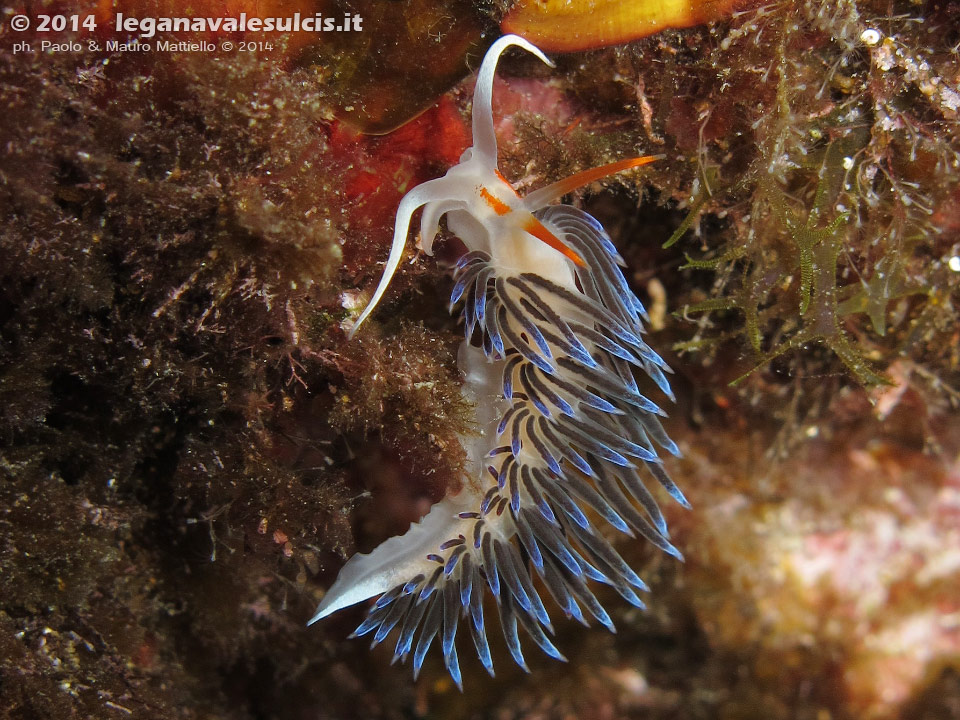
<box><xmin>523</xmin><ymin>215</ymin><xmax>586</xmax><ymax>267</ymax></box>
<box><xmin>479</xmin><ymin>186</ymin><xmax>512</xmax><ymax>216</ymax></box>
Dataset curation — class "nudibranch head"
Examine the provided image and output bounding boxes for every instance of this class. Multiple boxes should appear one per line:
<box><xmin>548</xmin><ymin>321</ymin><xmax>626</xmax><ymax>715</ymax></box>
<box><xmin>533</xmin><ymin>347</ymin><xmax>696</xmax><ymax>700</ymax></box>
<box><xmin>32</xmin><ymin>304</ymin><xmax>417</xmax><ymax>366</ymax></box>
<box><xmin>347</xmin><ymin>34</ymin><xmax>552</xmax><ymax>338</ymax></box>
<box><xmin>319</xmin><ymin>34</ymin><xmax>684</xmax><ymax>689</ymax></box>
<box><xmin>347</xmin><ymin>34</ymin><xmax>658</xmax><ymax>339</ymax></box>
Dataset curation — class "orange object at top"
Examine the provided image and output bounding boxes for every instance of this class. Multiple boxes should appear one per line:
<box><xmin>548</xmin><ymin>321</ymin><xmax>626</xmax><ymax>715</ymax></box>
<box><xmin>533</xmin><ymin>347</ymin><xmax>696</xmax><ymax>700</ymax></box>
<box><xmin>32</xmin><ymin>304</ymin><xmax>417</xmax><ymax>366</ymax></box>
<box><xmin>502</xmin><ymin>0</ymin><xmax>743</xmax><ymax>52</ymax></box>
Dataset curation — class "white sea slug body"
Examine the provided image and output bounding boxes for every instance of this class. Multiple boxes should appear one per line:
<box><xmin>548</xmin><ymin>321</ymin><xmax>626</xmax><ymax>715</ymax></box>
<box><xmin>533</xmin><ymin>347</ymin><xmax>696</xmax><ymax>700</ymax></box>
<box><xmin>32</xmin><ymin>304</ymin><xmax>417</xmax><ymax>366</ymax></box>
<box><xmin>310</xmin><ymin>34</ymin><xmax>689</xmax><ymax>687</ymax></box>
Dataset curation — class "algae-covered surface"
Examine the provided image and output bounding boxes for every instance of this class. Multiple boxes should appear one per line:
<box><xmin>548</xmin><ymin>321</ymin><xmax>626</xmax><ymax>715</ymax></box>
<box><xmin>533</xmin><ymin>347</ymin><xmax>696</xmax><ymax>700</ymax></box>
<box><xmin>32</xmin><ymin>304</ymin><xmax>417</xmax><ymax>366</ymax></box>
<box><xmin>2</xmin><ymin>1</ymin><xmax>959</xmax><ymax>718</ymax></box>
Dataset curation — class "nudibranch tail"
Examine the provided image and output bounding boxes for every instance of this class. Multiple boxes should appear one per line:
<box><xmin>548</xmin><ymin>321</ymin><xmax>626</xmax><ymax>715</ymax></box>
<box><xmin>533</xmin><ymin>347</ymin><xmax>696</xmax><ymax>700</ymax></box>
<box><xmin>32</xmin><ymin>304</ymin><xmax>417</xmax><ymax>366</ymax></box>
<box><xmin>319</xmin><ymin>34</ymin><xmax>683</xmax><ymax>688</ymax></box>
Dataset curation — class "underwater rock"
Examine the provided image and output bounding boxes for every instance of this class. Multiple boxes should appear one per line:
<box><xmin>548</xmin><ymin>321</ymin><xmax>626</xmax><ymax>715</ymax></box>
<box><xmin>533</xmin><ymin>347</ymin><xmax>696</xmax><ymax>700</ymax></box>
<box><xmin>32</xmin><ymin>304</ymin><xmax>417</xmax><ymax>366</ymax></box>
<box><xmin>294</xmin><ymin>0</ymin><xmax>492</xmax><ymax>133</ymax></box>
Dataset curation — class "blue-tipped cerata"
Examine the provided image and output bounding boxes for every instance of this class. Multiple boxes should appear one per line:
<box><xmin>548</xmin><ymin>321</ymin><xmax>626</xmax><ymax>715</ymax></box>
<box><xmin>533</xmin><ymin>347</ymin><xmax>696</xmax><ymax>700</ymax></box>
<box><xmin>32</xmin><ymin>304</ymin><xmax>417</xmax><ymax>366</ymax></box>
<box><xmin>308</xmin><ymin>34</ymin><xmax>687</xmax><ymax>689</ymax></box>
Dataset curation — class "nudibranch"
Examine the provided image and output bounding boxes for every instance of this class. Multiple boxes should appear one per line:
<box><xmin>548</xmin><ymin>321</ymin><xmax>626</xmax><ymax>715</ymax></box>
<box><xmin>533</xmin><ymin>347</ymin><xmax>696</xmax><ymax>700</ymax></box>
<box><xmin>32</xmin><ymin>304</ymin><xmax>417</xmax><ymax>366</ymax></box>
<box><xmin>311</xmin><ymin>34</ymin><xmax>688</xmax><ymax>687</ymax></box>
